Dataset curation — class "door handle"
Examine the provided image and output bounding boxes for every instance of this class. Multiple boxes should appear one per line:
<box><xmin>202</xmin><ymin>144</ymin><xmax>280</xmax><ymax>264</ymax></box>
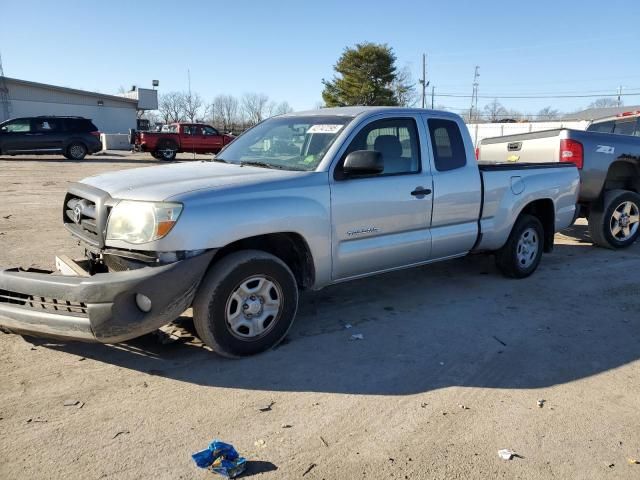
<box><xmin>411</xmin><ymin>187</ymin><xmax>432</xmax><ymax>197</ymax></box>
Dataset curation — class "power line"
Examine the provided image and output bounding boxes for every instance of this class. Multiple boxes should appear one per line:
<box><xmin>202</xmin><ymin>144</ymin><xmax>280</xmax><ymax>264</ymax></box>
<box><xmin>434</xmin><ymin>92</ymin><xmax>640</xmax><ymax>99</ymax></box>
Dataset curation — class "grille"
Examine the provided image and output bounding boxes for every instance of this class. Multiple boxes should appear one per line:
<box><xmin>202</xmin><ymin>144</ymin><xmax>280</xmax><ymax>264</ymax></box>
<box><xmin>0</xmin><ymin>289</ymin><xmax>88</xmax><ymax>317</ymax></box>
<box><xmin>62</xmin><ymin>187</ymin><xmax>110</xmax><ymax>248</ymax></box>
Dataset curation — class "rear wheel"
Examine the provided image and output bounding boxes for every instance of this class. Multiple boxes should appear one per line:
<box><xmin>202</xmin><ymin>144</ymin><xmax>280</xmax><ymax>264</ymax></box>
<box><xmin>588</xmin><ymin>189</ymin><xmax>640</xmax><ymax>249</ymax></box>
<box><xmin>64</xmin><ymin>142</ymin><xmax>87</xmax><ymax>160</ymax></box>
<box><xmin>154</xmin><ymin>141</ymin><xmax>178</xmax><ymax>161</ymax></box>
<box><xmin>192</xmin><ymin>250</ymin><xmax>299</xmax><ymax>358</ymax></box>
<box><xmin>495</xmin><ymin>214</ymin><xmax>544</xmax><ymax>278</ymax></box>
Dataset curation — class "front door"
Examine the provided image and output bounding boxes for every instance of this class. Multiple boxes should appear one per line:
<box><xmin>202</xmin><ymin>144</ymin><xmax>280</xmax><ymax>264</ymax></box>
<box><xmin>330</xmin><ymin>116</ymin><xmax>433</xmax><ymax>280</ymax></box>
<box><xmin>200</xmin><ymin>125</ymin><xmax>225</xmax><ymax>153</ymax></box>
<box><xmin>0</xmin><ymin>118</ymin><xmax>34</xmax><ymax>153</ymax></box>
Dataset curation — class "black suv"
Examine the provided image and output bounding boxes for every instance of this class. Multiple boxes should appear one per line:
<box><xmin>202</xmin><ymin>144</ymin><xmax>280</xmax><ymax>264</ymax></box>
<box><xmin>0</xmin><ymin>116</ymin><xmax>102</xmax><ymax>160</ymax></box>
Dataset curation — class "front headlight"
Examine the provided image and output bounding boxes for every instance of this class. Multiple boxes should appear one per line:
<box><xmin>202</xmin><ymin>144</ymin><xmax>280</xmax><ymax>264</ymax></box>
<box><xmin>106</xmin><ymin>200</ymin><xmax>183</xmax><ymax>244</ymax></box>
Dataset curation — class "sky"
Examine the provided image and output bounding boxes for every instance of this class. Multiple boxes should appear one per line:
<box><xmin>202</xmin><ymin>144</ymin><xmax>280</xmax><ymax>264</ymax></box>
<box><xmin>2</xmin><ymin>0</ymin><xmax>640</xmax><ymax>117</ymax></box>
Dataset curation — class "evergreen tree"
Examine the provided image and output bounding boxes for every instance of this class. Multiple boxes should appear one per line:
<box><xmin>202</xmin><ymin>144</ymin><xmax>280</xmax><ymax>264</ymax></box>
<box><xmin>322</xmin><ymin>43</ymin><xmax>403</xmax><ymax>107</ymax></box>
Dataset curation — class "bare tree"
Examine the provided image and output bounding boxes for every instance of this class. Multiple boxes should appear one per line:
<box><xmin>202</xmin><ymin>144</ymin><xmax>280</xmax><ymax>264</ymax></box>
<box><xmin>210</xmin><ymin>94</ymin><xmax>240</xmax><ymax>132</ymax></box>
<box><xmin>274</xmin><ymin>101</ymin><xmax>293</xmax><ymax>116</ymax></box>
<box><xmin>241</xmin><ymin>93</ymin><xmax>270</xmax><ymax>125</ymax></box>
<box><xmin>506</xmin><ymin>109</ymin><xmax>524</xmax><ymax>121</ymax></box>
<box><xmin>391</xmin><ymin>65</ymin><xmax>418</xmax><ymax>107</ymax></box>
<box><xmin>183</xmin><ymin>91</ymin><xmax>203</xmax><ymax>122</ymax></box>
<box><xmin>158</xmin><ymin>91</ymin><xmax>186</xmax><ymax>123</ymax></box>
<box><xmin>588</xmin><ymin>97</ymin><xmax>620</xmax><ymax>109</ymax></box>
<box><xmin>483</xmin><ymin>99</ymin><xmax>508</xmax><ymax>122</ymax></box>
<box><xmin>537</xmin><ymin>106</ymin><xmax>560</xmax><ymax>120</ymax></box>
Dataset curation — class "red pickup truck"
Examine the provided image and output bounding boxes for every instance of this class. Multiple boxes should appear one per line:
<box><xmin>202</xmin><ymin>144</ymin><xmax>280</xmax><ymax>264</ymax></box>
<box><xmin>133</xmin><ymin>123</ymin><xmax>235</xmax><ymax>160</ymax></box>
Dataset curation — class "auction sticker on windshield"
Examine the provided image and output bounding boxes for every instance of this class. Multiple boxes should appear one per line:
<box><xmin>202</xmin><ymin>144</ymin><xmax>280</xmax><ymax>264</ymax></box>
<box><xmin>308</xmin><ymin>124</ymin><xmax>344</xmax><ymax>134</ymax></box>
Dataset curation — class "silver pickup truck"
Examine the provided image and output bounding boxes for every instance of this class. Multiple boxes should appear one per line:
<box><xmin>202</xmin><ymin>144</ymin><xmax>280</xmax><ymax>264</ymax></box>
<box><xmin>0</xmin><ymin>107</ymin><xmax>579</xmax><ymax>357</ymax></box>
<box><xmin>478</xmin><ymin>118</ymin><xmax>640</xmax><ymax>249</ymax></box>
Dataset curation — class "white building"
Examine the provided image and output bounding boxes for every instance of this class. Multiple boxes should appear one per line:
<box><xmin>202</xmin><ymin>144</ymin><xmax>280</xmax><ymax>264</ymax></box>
<box><xmin>0</xmin><ymin>77</ymin><xmax>157</xmax><ymax>133</ymax></box>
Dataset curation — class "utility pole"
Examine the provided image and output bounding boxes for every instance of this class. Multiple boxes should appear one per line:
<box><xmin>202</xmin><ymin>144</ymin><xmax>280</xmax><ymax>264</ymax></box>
<box><xmin>419</xmin><ymin>53</ymin><xmax>430</xmax><ymax>109</ymax></box>
<box><xmin>0</xmin><ymin>52</ymin><xmax>11</xmax><ymax>122</ymax></box>
<box><xmin>469</xmin><ymin>65</ymin><xmax>480</xmax><ymax>123</ymax></box>
<box><xmin>431</xmin><ymin>85</ymin><xmax>435</xmax><ymax>109</ymax></box>
<box><xmin>617</xmin><ymin>85</ymin><xmax>623</xmax><ymax>107</ymax></box>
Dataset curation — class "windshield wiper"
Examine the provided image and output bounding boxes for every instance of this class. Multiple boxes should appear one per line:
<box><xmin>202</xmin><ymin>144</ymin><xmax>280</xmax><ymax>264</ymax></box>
<box><xmin>240</xmin><ymin>161</ymin><xmax>287</xmax><ymax>170</ymax></box>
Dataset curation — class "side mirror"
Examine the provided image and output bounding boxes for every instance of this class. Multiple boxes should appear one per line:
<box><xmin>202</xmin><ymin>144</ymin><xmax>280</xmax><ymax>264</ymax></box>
<box><xmin>343</xmin><ymin>150</ymin><xmax>383</xmax><ymax>175</ymax></box>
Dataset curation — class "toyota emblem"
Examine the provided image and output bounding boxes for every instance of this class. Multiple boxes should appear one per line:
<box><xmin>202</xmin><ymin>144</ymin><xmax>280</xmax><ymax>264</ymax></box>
<box><xmin>73</xmin><ymin>204</ymin><xmax>83</xmax><ymax>224</ymax></box>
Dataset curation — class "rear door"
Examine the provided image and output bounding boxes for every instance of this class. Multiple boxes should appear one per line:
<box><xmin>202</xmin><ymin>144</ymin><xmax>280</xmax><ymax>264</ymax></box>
<box><xmin>0</xmin><ymin>118</ymin><xmax>34</xmax><ymax>153</ymax></box>
<box><xmin>329</xmin><ymin>115</ymin><xmax>434</xmax><ymax>280</ymax></box>
<box><xmin>180</xmin><ymin>124</ymin><xmax>198</xmax><ymax>152</ymax></box>
<box><xmin>423</xmin><ymin>116</ymin><xmax>482</xmax><ymax>259</ymax></box>
<box><xmin>32</xmin><ymin>118</ymin><xmax>66</xmax><ymax>152</ymax></box>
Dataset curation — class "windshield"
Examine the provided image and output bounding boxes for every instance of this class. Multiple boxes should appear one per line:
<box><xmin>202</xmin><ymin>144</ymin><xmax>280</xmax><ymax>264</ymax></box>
<box><xmin>216</xmin><ymin>115</ymin><xmax>353</xmax><ymax>171</ymax></box>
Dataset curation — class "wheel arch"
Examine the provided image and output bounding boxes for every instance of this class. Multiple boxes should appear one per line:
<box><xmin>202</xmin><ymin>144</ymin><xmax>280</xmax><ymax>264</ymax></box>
<box><xmin>210</xmin><ymin>232</ymin><xmax>315</xmax><ymax>290</ymax></box>
<box><xmin>519</xmin><ymin>198</ymin><xmax>555</xmax><ymax>253</ymax></box>
<box><xmin>602</xmin><ymin>160</ymin><xmax>640</xmax><ymax>197</ymax></box>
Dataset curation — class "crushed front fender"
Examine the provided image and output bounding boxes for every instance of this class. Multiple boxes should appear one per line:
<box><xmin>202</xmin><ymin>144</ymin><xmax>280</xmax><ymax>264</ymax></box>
<box><xmin>0</xmin><ymin>250</ymin><xmax>215</xmax><ymax>343</ymax></box>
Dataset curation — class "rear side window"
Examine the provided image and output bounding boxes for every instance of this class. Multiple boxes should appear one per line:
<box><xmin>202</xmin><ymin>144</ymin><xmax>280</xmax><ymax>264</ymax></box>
<box><xmin>428</xmin><ymin>119</ymin><xmax>467</xmax><ymax>171</ymax></box>
<box><xmin>34</xmin><ymin>118</ymin><xmax>61</xmax><ymax>132</ymax></box>
<box><xmin>587</xmin><ymin>120</ymin><xmax>614</xmax><ymax>133</ymax></box>
<box><xmin>613</xmin><ymin>119</ymin><xmax>637</xmax><ymax>136</ymax></box>
<box><xmin>65</xmin><ymin>118</ymin><xmax>97</xmax><ymax>132</ymax></box>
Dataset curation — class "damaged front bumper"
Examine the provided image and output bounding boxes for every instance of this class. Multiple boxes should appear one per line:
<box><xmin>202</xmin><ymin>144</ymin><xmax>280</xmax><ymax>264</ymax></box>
<box><xmin>0</xmin><ymin>250</ymin><xmax>215</xmax><ymax>343</ymax></box>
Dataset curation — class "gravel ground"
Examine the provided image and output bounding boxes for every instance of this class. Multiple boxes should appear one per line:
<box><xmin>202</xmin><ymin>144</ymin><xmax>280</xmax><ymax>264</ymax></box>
<box><xmin>0</xmin><ymin>152</ymin><xmax>639</xmax><ymax>479</ymax></box>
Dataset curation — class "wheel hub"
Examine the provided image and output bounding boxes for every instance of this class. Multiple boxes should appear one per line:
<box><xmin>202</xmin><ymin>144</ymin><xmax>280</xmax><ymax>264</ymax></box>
<box><xmin>243</xmin><ymin>296</ymin><xmax>263</xmax><ymax>317</ymax></box>
<box><xmin>225</xmin><ymin>276</ymin><xmax>283</xmax><ymax>340</ymax></box>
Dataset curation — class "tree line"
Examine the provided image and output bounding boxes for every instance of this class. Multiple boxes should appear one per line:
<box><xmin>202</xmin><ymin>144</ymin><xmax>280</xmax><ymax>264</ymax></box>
<box><xmin>148</xmin><ymin>91</ymin><xmax>293</xmax><ymax>133</ymax></box>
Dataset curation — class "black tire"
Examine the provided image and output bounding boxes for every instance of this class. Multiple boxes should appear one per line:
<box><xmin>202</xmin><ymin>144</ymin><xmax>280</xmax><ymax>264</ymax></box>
<box><xmin>495</xmin><ymin>214</ymin><xmax>544</xmax><ymax>279</ymax></box>
<box><xmin>65</xmin><ymin>142</ymin><xmax>87</xmax><ymax>160</ymax></box>
<box><xmin>588</xmin><ymin>189</ymin><xmax>640</xmax><ymax>249</ymax></box>
<box><xmin>150</xmin><ymin>150</ymin><xmax>164</xmax><ymax>160</ymax></box>
<box><xmin>155</xmin><ymin>141</ymin><xmax>177</xmax><ymax>161</ymax></box>
<box><xmin>192</xmin><ymin>250</ymin><xmax>299</xmax><ymax>358</ymax></box>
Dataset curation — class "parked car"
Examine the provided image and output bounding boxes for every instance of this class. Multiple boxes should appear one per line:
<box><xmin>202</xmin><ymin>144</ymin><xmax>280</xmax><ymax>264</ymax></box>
<box><xmin>0</xmin><ymin>116</ymin><xmax>102</xmax><ymax>160</ymax></box>
<box><xmin>478</xmin><ymin>119</ymin><xmax>640</xmax><ymax>249</ymax></box>
<box><xmin>586</xmin><ymin>110</ymin><xmax>640</xmax><ymax>136</ymax></box>
<box><xmin>0</xmin><ymin>107</ymin><xmax>579</xmax><ymax>357</ymax></box>
<box><xmin>132</xmin><ymin>122</ymin><xmax>235</xmax><ymax>160</ymax></box>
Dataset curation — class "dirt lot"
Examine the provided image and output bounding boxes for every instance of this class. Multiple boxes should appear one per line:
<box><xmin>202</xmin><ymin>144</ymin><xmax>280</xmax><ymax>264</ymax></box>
<box><xmin>1</xmin><ymin>152</ymin><xmax>639</xmax><ymax>479</ymax></box>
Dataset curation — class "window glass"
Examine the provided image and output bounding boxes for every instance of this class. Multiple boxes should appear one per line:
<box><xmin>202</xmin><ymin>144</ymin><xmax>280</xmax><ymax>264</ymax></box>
<box><xmin>217</xmin><ymin>115</ymin><xmax>352</xmax><ymax>171</ymax></box>
<box><xmin>34</xmin><ymin>119</ymin><xmax>60</xmax><ymax>132</ymax></box>
<box><xmin>613</xmin><ymin>119</ymin><xmax>636</xmax><ymax>136</ymax></box>
<box><xmin>183</xmin><ymin>125</ymin><xmax>197</xmax><ymax>135</ymax></box>
<box><xmin>342</xmin><ymin>118</ymin><xmax>420</xmax><ymax>175</ymax></box>
<box><xmin>587</xmin><ymin>120</ymin><xmax>615</xmax><ymax>133</ymax></box>
<box><xmin>1</xmin><ymin>119</ymin><xmax>31</xmax><ymax>133</ymax></box>
<box><xmin>428</xmin><ymin>119</ymin><xmax>467</xmax><ymax>171</ymax></box>
<box><xmin>202</xmin><ymin>126</ymin><xmax>219</xmax><ymax>136</ymax></box>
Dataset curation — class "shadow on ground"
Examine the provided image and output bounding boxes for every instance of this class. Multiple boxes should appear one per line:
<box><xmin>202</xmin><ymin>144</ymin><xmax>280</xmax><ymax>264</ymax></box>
<box><xmin>24</xmin><ymin>228</ymin><xmax>640</xmax><ymax>396</ymax></box>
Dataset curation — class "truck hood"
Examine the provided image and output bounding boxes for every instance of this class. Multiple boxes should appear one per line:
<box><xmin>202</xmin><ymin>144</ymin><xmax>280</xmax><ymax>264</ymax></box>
<box><xmin>81</xmin><ymin>161</ymin><xmax>302</xmax><ymax>201</ymax></box>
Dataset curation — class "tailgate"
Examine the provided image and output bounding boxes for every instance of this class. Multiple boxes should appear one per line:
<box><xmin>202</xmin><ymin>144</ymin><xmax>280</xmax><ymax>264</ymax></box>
<box><xmin>479</xmin><ymin>129</ymin><xmax>564</xmax><ymax>164</ymax></box>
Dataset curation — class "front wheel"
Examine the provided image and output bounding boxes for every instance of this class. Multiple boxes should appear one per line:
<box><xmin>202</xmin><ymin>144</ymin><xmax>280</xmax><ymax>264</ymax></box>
<box><xmin>588</xmin><ymin>190</ymin><xmax>640</xmax><ymax>249</ymax></box>
<box><xmin>192</xmin><ymin>250</ymin><xmax>299</xmax><ymax>357</ymax></box>
<box><xmin>495</xmin><ymin>214</ymin><xmax>544</xmax><ymax>278</ymax></box>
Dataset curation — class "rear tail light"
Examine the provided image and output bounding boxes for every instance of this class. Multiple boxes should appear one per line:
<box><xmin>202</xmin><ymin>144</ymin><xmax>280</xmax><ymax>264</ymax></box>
<box><xmin>90</xmin><ymin>131</ymin><xmax>101</xmax><ymax>138</ymax></box>
<box><xmin>475</xmin><ymin>147</ymin><xmax>480</xmax><ymax>160</ymax></box>
<box><xmin>559</xmin><ymin>139</ymin><xmax>583</xmax><ymax>169</ymax></box>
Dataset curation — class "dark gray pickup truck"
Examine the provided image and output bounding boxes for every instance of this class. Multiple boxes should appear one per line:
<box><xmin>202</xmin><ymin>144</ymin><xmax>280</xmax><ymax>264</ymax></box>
<box><xmin>478</xmin><ymin>125</ymin><xmax>640</xmax><ymax>249</ymax></box>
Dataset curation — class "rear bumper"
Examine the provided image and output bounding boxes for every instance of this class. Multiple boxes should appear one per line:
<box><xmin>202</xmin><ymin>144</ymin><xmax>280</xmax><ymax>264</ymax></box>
<box><xmin>0</xmin><ymin>251</ymin><xmax>215</xmax><ymax>343</ymax></box>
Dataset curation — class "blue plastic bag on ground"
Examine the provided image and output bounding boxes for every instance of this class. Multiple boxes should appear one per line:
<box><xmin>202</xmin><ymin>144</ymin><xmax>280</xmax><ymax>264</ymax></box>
<box><xmin>192</xmin><ymin>440</ymin><xmax>247</xmax><ymax>478</ymax></box>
